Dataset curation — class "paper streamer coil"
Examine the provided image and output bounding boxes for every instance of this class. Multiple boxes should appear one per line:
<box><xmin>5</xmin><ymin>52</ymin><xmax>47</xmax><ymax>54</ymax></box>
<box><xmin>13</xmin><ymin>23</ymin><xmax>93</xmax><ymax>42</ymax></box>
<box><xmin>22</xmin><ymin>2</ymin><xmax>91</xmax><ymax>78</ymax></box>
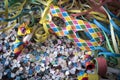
<box><xmin>94</xmin><ymin>57</ymin><xmax>107</xmax><ymax>77</ymax></box>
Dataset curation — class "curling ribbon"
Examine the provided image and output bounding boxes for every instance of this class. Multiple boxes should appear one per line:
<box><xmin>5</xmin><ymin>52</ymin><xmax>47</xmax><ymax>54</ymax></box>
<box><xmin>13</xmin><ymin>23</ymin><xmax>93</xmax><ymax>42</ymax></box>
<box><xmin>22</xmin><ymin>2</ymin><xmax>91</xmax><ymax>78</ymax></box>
<box><xmin>0</xmin><ymin>20</ymin><xmax>16</xmax><ymax>32</ymax></box>
<box><xmin>0</xmin><ymin>0</ymin><xmax>8</xmax><ymax>29</ymax></box>
<box><xmin>0</xmin><ymin>0</ymin><xmax>40</xmax><ymax>32</ymax></box>
<box><xmin>98</xmin><ymin>52</ymin><xmax>120</xmax><ymax>57</ymax></box>
<box><xmin>71</xmin><ymin>0</ymin><xmax>116</xmax><ymax>17</ymax></box>
<box><xmin>8</xmin><ymin>0</ymin><xmax>26</xmax><ymax>19</ymax></box>
<box><xmin>93</xmin><ymin>19</ymin><xmax>111</xmax><ymax>34</ymax></box>
<box><xmin>40</xmin><ymin>0</ymin><xmax>53</xmax><ymax>24</ymax></box>
<box><xmin>69</xmin><ymin>0</ymin><xmax>120</xmax><ymax>53</ymax></box>
<box><xmin>34</xmin><ymin>26</ymin><xmax>48</xmax><ymax>42</ymax></box>
<box><xmin>0</xmin><ymin>0</ymin><xmax>8</xmax><ymax>25</ymax></box>
<box><xmin>46</xmin><ymin>5</ymin><xmax>104</xmax><ymax>51</ymax></box>
<box><xmin>94</xmin><ymin>57</ymin><xmax>107</xmax><ymax>77</ymax></box>
<box><xmin>102</xmin><ymin>31</ymin><xmax>114</xmax><ymax>53</ymax></box>
<box><xmin>34</xmin><ymin>0</ymin><xmax>53</xmax><ymax>43</ymax></box>
<box><xmin>0</xmin><ymin>0</ymin><xmax>26</xmax><ymax>32</ymax></box>
<box><xmin>98</xmin><ymin>52</ymin><xmax>120</xmax><ymax>67</ymax></box>
<box><xmin>93</xmin><ymin>6</ymin><xmax>120</xmax><ymax>53</ymax></box>
<box><xmin>102</xmin><ymin>6</ymin><xmax>119</xmax><ymax>53</ymax></box>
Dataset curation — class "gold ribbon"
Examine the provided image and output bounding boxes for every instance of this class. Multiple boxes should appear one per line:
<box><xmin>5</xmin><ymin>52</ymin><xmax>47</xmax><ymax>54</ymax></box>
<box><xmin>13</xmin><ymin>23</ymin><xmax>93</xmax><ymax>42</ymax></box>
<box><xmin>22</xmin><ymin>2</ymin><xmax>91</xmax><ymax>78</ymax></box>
<box><xmin>34</xmin><ymin>0</ymin><xmax>53</xmax><ymax>43</ymax></box>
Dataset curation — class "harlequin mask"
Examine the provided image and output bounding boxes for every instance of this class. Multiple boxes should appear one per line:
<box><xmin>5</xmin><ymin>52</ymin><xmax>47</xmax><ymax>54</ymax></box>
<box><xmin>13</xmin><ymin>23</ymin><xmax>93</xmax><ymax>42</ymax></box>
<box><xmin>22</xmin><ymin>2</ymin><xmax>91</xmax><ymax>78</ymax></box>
<box><xmin>46</xmin><ymin>5</ymin><xmax>104</xmax><ymax>51</ymax></box>
<box><xmin>18</xmin><ymin>23</ymin><xmax>32</xmax><ymax>36</ymax></box>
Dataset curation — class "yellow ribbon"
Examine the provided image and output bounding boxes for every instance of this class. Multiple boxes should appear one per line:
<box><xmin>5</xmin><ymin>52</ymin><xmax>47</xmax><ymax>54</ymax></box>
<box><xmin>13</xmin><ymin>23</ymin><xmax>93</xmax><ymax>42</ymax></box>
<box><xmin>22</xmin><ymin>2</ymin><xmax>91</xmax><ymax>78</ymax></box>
<box><xmin>34</xmin><ymin>0</ymin><xmax>53</xmax><ymax>43</ymax></box>
<box><xmin>0</xmin><ymin>20</ymin><xmax>16</xmax><ymax>32</ymax></box>
<box><xmin>34</xmin><ymin>26</ymin><xmax>48</xmax><ymax>42</ymax></box>
<box><xmin>40</xmin><ymin>0</ymin><xmax>53</xmax><ymax>24</ymax></box>
<box><xmin>0</xmin><ymin>0</ymin><xmax>26</xmax><ymax>32</ymax></box>
<box><xmin>36</xmin><ymin>0</ymin><xmax>48</xmax><ymax>6</ymax></box>
<box><xmin>0</xmin><ymin>0</ymin><xmax>8</xmax><ymax>25</ymax></box>
<box><xmin>68</xmin><ymin>10</ymin><xmax>108</xmax><ymax>23</ymax></box>
<box><xmin>90</xmin><ymin>11</ymin><xmax>109</xmax><ymax>23</ymax></box>
<box><xmin>8</xmin><ymin>0</ymin><xmax>26</xmax><ymax>19</ymax></box>
<box><xmin>58</xmin><ymin>0</ymin><xmax>69</xmax><ymax>5</ymax></box>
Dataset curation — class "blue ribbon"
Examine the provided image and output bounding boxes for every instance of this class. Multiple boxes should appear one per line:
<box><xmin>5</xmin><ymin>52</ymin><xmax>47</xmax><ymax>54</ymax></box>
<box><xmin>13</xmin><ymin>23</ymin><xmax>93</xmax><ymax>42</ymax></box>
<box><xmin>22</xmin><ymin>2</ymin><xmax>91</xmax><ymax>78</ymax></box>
<box><xmin>95</xmin><ymin>47</ymin><xmax>107</xmax><ymax>52</ymax></box>
<box><xmin>104</xmin><ymin>5</ymin><xmax>120</xmax><ymax>21</ymax></box>
<box><xmin>93</xmin><ymin>19</ymin><xmax>111</xmax><ymax>34</ymax></box>
<box><xmin>93</xmin><ymin>19</ymin><xmax>120</xmax><ymax>38</ymax></box>
<box><xmin>110</xmin><ymin>19</ymin><xmax>120</xmax><ymax>32</ymax></box>
<box><xmin>98</xmin><ymin>52</ymin><xmax>120</xmax><ymax>57</ymax></box>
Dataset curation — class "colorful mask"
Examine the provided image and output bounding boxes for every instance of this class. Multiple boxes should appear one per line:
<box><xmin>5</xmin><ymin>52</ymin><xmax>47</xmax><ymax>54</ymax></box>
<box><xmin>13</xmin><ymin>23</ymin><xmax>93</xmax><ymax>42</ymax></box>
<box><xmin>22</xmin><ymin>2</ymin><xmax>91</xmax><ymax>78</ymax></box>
<box><xmin>18</xmin><ymin>23</ymin><xmax>32</xmax><ymax>36</ymax></box>
<box><xmin>77</xmin><ymin>73</ymin><xmax>99</xmax><ymax>80</ymax></box>
<box><xmin>46</xmin><ymin>5</ymin><xmax>104</xmax><ymax>51</ymax></box>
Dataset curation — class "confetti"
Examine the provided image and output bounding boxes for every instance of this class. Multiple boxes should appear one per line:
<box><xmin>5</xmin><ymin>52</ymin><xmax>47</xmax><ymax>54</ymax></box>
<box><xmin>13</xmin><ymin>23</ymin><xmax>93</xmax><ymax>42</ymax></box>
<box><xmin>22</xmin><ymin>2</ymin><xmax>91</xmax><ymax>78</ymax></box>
<box><xmin>0</xmin><ymin>0</ymin><xmax>120</xmax><ymax>80</ymax></box>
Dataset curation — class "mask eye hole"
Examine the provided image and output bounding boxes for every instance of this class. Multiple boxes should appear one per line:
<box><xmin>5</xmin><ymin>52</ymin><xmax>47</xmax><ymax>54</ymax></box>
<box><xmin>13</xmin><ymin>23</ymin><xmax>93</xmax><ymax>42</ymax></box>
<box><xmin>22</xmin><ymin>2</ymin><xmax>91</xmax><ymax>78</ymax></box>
<box><xmin>82</xmin><ymin>77</ymin><xmax>88</xmax><ymax>80</ymax></box>
<box><xmin>76</xmin><ymin>31</ymin><xmax>92</xmax><ymax>40</ymax></box>
<box><xmin>52</xmin><ymin>16</ymin><xmax>65</xmax><ymax>28</ymax></box>
<box><xmin>21</xmin><ymin>27</ymin><xmax>26</xmax><ymax>33</ymax></box>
